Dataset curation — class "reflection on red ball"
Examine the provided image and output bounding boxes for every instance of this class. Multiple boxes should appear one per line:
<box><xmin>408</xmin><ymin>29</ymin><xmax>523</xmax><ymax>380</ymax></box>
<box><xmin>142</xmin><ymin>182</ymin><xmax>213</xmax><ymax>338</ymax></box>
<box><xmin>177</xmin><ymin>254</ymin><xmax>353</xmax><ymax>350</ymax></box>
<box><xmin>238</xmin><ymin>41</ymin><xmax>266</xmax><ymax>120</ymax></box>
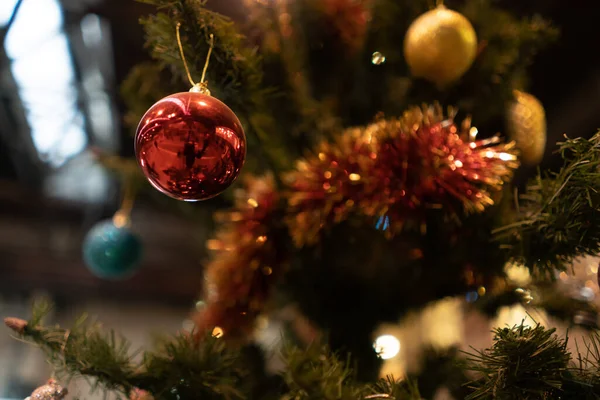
<box><xmin>135</xmin><ymin>92</ymin><xmax>246</xmax><ymax>201</ymax></box>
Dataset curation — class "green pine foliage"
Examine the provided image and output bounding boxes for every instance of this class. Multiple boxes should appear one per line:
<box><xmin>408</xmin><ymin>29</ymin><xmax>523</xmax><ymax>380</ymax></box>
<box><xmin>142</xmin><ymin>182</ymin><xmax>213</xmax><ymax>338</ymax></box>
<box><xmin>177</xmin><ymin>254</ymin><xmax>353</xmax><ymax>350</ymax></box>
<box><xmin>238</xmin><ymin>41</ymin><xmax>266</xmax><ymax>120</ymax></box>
<box><xmin>6</xmin><ymin>302</ymin><xmax>421</xmax><ymax>399</ymax></box>
<box><xmin>466</xmin><ymin>323</ymin><xmax>570</xmax><ymax>399</ymax></box>
<box><xmin>497</xmin><ymin>132</ymin><xmax>600</xmax><ymax>275</ymax></box>
<box><xmin>10</xmin><ymin>302</ymin><xmax>247</xmax><ymax>398</ymax></box>
<box><xmin>140</xmin><ymin>334</ymin><xmax>247</xmax><ymax>400</ymax></box>
<box><xmin>279</xmin><ymin>344</ymin><xmax>365</xmax><ymax>400</ymax></box>
<box><xmin>11</xmin><ymin>0</ymin><xmax>600</xmax><ymax>397</ymax></box>
<box><xmin>11</xmin><ymin>305</ymin><xmax>600</xmax><ymax>399</ymax></box>
<box><xmin>14</xmin><ymin>302</ymin><xmax>140</xmax><ymax>394</ymax></box>
<box><xmin>466</xmin><ymin>322</ymin><xmax>600</xmax><ymax>399</ymax></box>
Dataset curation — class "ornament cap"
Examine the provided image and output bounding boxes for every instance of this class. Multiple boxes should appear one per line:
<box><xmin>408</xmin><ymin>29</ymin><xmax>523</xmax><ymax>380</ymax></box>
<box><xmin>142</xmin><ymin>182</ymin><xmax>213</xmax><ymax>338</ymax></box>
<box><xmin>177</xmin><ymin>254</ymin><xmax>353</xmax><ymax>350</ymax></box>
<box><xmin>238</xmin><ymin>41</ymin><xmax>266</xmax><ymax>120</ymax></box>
<box><xmin>112</xmin><ymin>210</ymin><xmax>131</xmax><ymax>228</ymax></box>
<box><xmin>190</xmin><ymin>82</ymin><xmax>211</xmax><ymax>96</ymax></box>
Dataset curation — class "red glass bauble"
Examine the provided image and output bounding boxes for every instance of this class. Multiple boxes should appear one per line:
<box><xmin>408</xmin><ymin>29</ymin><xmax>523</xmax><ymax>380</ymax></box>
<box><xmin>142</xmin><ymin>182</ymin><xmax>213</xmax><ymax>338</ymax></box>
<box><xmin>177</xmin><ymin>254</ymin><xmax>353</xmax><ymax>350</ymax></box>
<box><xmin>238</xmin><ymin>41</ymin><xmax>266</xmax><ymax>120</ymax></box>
<box><xmin>135</xmin><ymin>92</ymin><xmax>246</xmax><ymax>201</ymax></box>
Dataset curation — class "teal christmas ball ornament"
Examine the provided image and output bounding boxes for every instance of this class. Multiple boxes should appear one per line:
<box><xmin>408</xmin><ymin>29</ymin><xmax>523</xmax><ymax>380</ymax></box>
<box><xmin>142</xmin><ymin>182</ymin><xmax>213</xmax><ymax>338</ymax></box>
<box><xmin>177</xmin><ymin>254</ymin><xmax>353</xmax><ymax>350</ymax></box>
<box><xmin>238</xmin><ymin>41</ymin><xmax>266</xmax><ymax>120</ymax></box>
<box><xmin>82</xmin><ymin>219</ymin><xmax>143</xmax><ymax>279</ymax></box>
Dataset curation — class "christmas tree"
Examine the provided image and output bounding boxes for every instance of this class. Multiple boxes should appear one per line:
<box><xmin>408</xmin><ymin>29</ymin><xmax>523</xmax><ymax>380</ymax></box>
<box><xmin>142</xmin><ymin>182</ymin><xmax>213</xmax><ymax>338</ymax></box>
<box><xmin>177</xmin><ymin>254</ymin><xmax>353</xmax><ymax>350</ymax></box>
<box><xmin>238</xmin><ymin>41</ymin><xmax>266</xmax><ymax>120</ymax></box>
<box><xmin>6</xmin><ymin>0</ymin><xmax>600</xmax><ymax>398</ymax></box>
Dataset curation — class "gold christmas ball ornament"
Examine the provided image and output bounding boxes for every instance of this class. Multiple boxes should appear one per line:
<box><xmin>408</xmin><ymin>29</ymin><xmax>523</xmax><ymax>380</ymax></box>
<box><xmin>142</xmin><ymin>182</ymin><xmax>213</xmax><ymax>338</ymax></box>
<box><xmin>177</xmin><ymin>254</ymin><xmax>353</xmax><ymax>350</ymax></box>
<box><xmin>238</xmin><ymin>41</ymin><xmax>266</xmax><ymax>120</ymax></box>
<box><xmin>506</xmin><ymin>90</ymin><xmax>547</xmax><ymax>166</ymax></box>
<box><xmin>404</xmin><ymin>6</ymin><xmax>477</xmax><ymax>87</ymax></box>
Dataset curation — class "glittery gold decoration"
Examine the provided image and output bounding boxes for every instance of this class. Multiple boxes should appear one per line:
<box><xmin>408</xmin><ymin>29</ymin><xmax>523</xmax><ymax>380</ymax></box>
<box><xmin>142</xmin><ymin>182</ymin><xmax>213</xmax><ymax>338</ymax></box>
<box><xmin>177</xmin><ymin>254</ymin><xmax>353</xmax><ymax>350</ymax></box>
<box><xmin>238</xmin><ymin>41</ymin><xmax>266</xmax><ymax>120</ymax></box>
<box><xmin>27</xmin><ymin>380</ymin><xmax>67</xmax><ymax>400</ymax></box>
<box><xmin>506</xmin><ymin>90</ymin><xmax>547</xmax><ymax>166</ymax></box>
<box><xmin>404</xmin><ymin>6</ymin><xmax>477</xmax><ymax>87</ymax></box>
<box><xmin>285</xmin><ymin>104</ymin><xmax>518</xmax><ymax>246</ymax></box>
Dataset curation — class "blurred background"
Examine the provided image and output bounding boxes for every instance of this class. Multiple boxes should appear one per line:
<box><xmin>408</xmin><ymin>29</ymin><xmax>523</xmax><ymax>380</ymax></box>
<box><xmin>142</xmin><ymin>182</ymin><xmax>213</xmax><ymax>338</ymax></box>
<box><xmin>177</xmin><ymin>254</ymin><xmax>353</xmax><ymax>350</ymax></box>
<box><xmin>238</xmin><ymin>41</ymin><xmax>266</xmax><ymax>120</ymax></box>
<box><xmin>1</xmin><ymin>0</ymin><xmax>600</xmax><ymax>399</ymax></box>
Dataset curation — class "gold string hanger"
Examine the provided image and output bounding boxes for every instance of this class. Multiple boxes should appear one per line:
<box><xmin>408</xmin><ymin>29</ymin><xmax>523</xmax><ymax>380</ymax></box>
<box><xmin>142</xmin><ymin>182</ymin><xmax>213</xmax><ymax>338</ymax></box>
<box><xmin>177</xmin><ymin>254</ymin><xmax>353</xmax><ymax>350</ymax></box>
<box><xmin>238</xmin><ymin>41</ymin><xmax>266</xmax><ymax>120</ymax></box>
<box><xmin>113</xmin><ymin>178</ymin><xmax>137</xmax><ymax>228</ymax></box>
<box><xmin>176</xmin><ymin>22</ymin><xmax>215</xmax><ymax>95</ymax></box>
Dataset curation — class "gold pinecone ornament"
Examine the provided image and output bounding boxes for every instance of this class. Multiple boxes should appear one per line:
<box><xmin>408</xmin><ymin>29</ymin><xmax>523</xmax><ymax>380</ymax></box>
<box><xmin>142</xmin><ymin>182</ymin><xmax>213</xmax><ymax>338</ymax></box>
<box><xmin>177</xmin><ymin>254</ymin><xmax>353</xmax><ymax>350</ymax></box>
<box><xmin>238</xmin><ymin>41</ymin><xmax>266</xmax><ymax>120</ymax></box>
<box><xmin>404</xmin><ymin>5</ymin><xmax>477</xmax><ymax>87</ymax></box>
<box><xmin>506</xmin><ymin>90</ymin><xmax>547</xmax><ymax>166</ymax></box>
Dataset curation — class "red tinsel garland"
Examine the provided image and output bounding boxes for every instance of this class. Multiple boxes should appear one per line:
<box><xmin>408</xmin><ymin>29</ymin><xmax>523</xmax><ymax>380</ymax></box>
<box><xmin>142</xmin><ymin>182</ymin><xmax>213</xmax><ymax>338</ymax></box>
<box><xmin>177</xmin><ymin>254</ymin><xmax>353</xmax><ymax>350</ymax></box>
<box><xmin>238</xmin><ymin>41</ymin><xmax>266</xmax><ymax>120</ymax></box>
<box><xmin>194</xmin><ymin>104</ymin><xmax>518</xmax><ymax>338</ymax></box>
<box><xmin>285</xmin><ymin>105</ymin><xmax>519</xmax><ymax>245</ymax></box>
<box><xmin>193</xmin><ymin>174</ymin><xmax>285</xmax><ymax>340</ymax></box>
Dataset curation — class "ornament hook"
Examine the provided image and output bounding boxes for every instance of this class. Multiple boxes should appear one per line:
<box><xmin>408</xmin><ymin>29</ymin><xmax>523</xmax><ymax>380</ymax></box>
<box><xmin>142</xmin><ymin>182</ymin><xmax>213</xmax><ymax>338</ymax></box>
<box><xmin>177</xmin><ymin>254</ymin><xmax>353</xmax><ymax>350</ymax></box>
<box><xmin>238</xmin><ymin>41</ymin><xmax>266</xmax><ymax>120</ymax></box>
<box><xmin>176</xmin><ymin>22</ymin><xmax>215</xmax><ymax>95</ymax></box>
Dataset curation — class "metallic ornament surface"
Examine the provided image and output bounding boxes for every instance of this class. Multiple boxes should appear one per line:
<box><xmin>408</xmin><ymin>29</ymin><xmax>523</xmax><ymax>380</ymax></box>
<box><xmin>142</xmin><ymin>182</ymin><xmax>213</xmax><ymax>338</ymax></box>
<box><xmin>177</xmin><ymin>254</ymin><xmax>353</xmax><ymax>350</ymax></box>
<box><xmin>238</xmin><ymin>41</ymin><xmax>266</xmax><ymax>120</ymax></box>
<box><xmin>135</xmin><ymin>92</ymin><xmax>246</xmax><ymax>201</ymax></box>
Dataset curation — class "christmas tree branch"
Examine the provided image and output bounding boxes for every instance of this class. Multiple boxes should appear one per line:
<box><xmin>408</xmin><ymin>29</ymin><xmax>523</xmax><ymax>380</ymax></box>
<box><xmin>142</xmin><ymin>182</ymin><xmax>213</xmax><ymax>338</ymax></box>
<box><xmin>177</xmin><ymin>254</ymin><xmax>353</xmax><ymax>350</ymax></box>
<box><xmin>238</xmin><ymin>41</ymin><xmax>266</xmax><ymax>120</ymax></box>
<box><xmin>4</xmin><ymin>302</ymin><xmax>248</xmax><ymax>400</ymax></box>
<box><xmin>4</xmin><ymin>302</ymin><xmax>138</xmax><ymax>395</ymax></box>
<box><xmin>465</xmin><ymin>322</ymin><xmax>600</xmax><ymax>399</ymax></box>
<box><xmin>138</xmin><ymin>0</ymin><xmax>261</xmax><ymax>101</ymax></box>
<box><xmin>12</xmin><ymin>304</ymin><xmax>600</xmax><ymax>399</ymax></box>
<box><xmin>7</xmin><ymin>302</ymin><xmax>423</xmax><ymax>399</ymax></box>
<box><xmin>465</xmin><ymin>322</ymin><xmax>568</xmax><ymax>399</ymax></box>
<box><xmin>497</xmin><ymin>132</ymin><xmax>600</xmax><ymax>276</ymax></box>
<box><xmin>280</xmin><ymin>342</ymin><xmax>421</xmax><ymax>400</ymax></box>
<box><xmin>280</xmin><ymin>343</ymin><xmax>362</xmax><ymax>400</ymax></box>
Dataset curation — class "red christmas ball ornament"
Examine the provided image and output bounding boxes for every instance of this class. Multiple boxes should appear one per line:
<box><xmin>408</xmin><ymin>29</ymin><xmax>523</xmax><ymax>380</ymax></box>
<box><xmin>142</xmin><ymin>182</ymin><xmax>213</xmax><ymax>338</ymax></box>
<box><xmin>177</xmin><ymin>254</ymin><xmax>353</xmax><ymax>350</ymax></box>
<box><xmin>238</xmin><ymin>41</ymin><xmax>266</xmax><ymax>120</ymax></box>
<box><xmin>135</xmin><ymin>91</ymin><xmax>246</xmax><ymax>201</ymax></box>
<box><xmin>135</xmin><ymin>26</ymin><xmax>246</xmax><ymax>201</ymax></box>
